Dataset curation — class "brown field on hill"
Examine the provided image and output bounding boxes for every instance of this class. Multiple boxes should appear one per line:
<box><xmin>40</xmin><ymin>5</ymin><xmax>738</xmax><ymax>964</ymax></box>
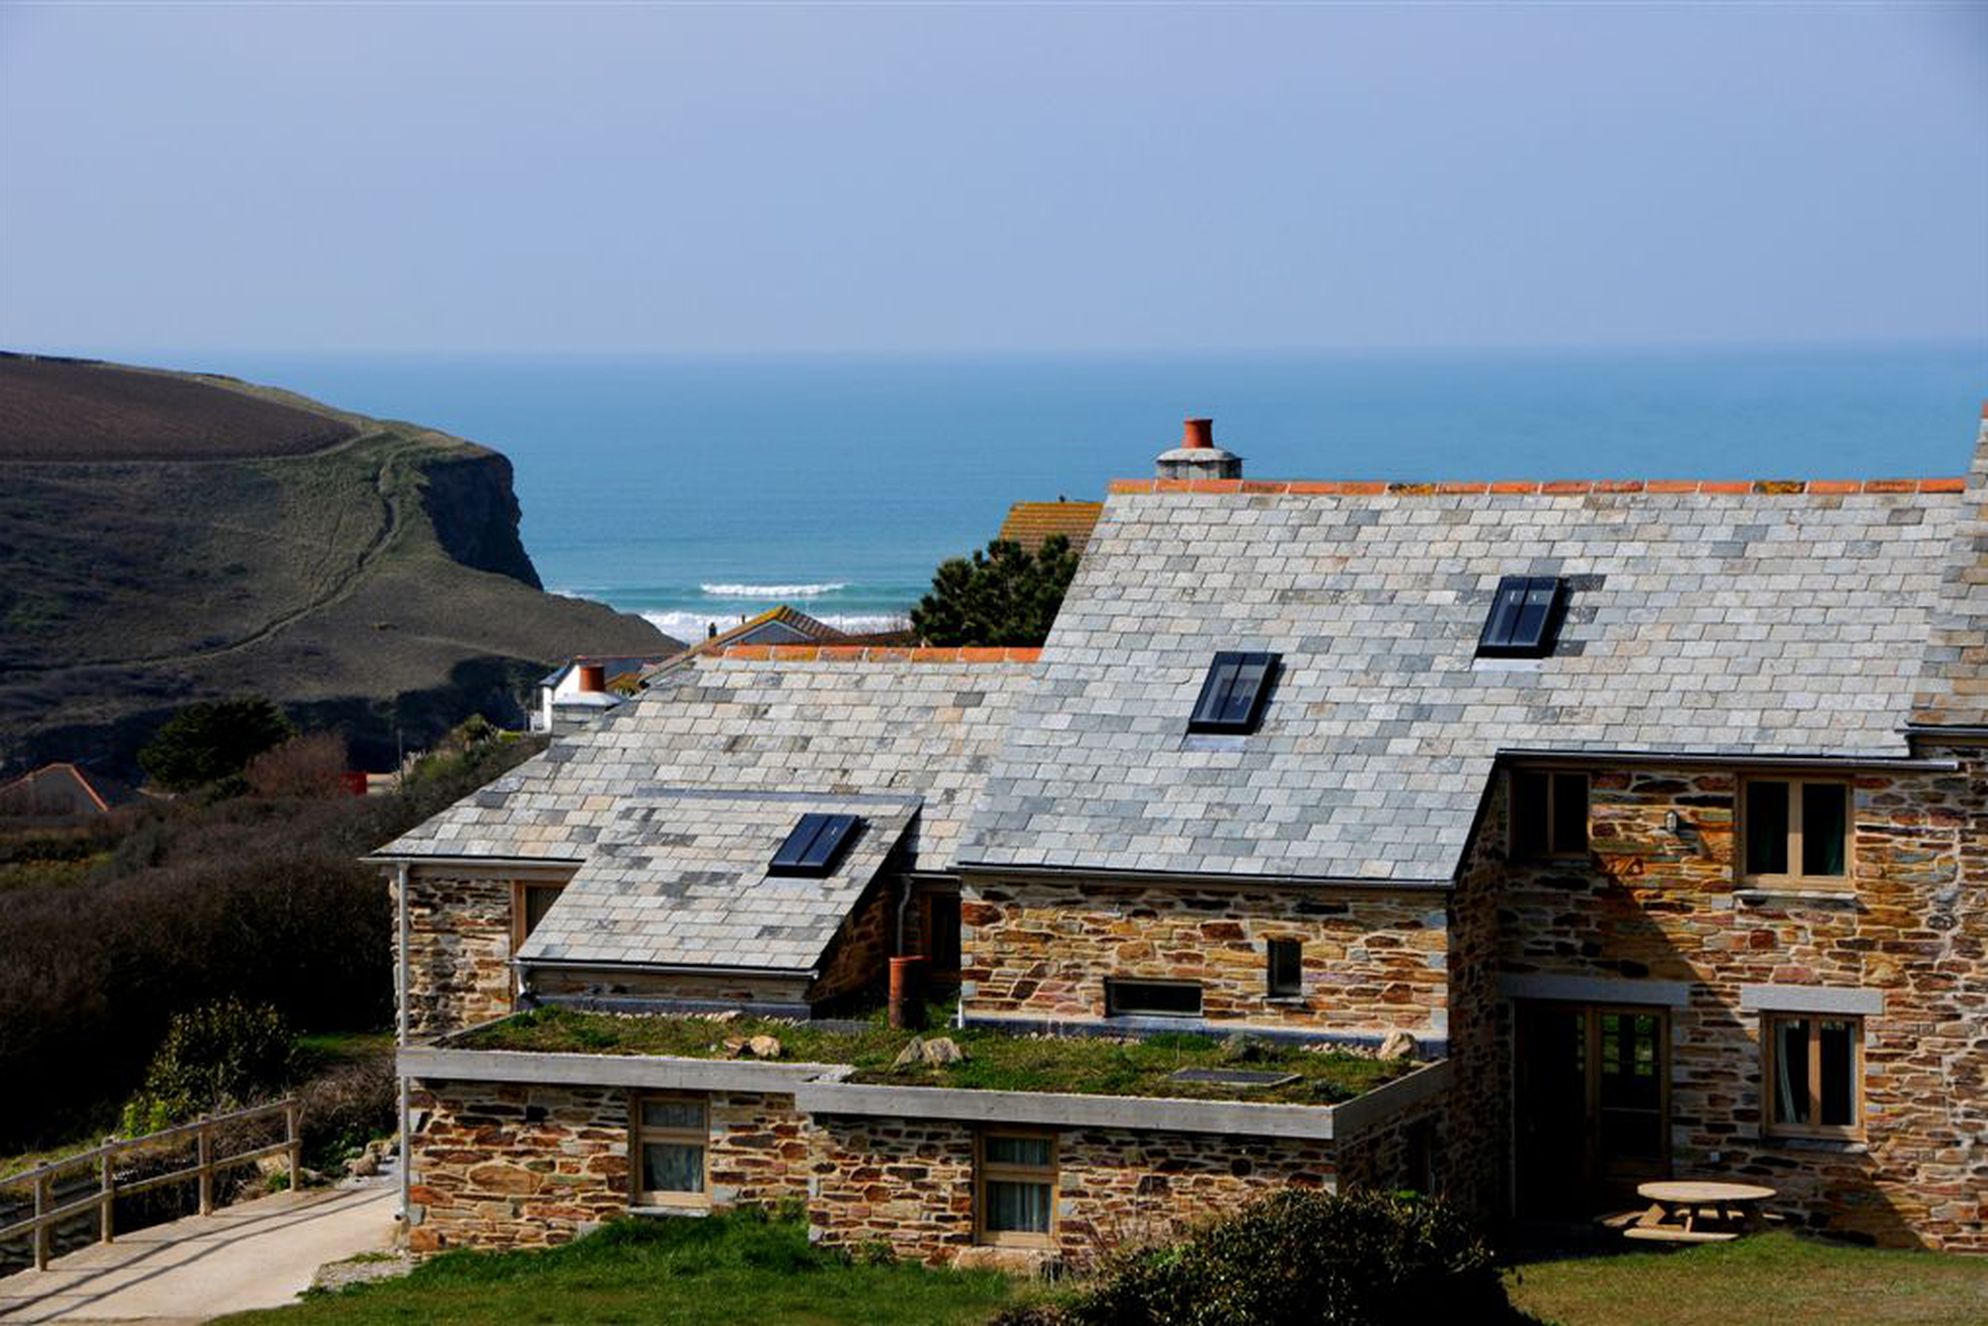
<box><xmin>0</xmin><ymin>354</ymin><xmax>356</xmax><ymax>460</ymax></box>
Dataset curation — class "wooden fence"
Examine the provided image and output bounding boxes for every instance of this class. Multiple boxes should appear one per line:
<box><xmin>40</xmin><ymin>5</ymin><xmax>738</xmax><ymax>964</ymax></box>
<box><xmin>0</xmin><ymin>1098</ymin><xmax>299</xmax><ymax>1271</ymax></box>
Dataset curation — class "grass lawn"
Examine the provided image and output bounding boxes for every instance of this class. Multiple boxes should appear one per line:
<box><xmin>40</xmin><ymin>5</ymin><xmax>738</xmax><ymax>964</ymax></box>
<box><xmin>457</xmin><ymin>1004</ymin><xmax>1407</xmax><ymax>1104</ymax></box>
<box><xmin>1508</xmin><ymin>1231</ymin><xmax>1988</xmax><ymax>1326</ymax></box>
<box><xmin>215</xmin><ymin>1209</ymin><xmax>1026</xmax><ymax>1326</ymax></box>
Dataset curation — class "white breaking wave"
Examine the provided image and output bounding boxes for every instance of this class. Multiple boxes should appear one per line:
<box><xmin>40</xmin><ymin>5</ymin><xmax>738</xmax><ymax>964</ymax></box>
<box><xmin>643</xmin><ymin>610</ymin><xmax>908</xmax><ymax>641</ymax></box>
<box><xmin>699</xmin><ymin>581</ymin><xmax>849</xmax><ymax>599</ymax></box>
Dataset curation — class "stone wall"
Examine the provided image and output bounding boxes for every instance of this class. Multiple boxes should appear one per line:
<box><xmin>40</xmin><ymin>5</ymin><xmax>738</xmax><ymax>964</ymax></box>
<box><xmin>406</xmin><ymin>1079</ymin><xmax>808</xmax><ymax>1252</ymax></box>
<box><xmin>807</xmin><ymin>1114</ymin><xmax>1338</xmax><ymax>1269</ymax></box>
<box><xmin>808</xmin><ymin>878</ymin><xmax>896</xmax><ymax>1008</ymax></box>
<box><xmin>959</xmin><ymin>876</ymin><xmax>1448</xmax><ymax>1043</ymax></box>
<box><xmin>1472</xmin><ymin>759</ymin><xmax>1986</xmax><ymax>1251</ymax></box>
<box><xmin>399</xmin><ymin>869</ymin><xmax>537</xmax><ymax>1038</ymax></box>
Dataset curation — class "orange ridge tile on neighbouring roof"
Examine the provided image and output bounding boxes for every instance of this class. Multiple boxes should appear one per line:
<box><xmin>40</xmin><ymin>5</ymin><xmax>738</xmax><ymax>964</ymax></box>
<box><xmin>716</xmin><ymin>644</ymin><xmax>1041</xmax><ymax>663</ymax></box>
<box><xmin>1104</xmin><ymin>477</ymin><xmax>1969</xmax><ymax>496</ymax></box>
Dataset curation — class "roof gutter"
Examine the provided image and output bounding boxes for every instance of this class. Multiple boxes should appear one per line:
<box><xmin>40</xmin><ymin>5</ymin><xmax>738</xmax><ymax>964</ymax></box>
<box><xmin>517</xmin><ymin>957</ymin><xmax>819</xmax><ymax>980</ymax></box>
<box><xmin>1497</xmin><ymin>748</ymin><xmax>1959</xmax><ymax>774</ymax></box>
<box><xmin>953</xmin><ymin>860</ymin><xmax>1452</xmax><ymax>893</ymax></box>
<box><xmin>360</xmin><ymin>853</ymin><xmax>584</xmax><ymax>870</ymax></box>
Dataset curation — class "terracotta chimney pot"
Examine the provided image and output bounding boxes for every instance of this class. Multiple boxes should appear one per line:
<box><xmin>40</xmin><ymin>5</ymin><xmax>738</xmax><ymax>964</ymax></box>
<box><xmin>1182</xmin><ymin>418</ymin><xmax>1214</xmax><ymax>450</ymax></box>
<box><xmin>577</xmin><ymin>662</ymin><xmax>607</xmax><ymax>693</ymax></box>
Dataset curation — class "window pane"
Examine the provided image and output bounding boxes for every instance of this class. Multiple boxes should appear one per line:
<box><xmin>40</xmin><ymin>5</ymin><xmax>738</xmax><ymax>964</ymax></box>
<box><xmin>985</xmin><ymin>1180</ymin><xmax>1052</xmax><ymax>1234</ymax></box>
<box><xmin>1773</xmin><ymin>1018</ymin><xmax>1811</xmax><ymax>1126</ymax></box>
<box><xmin>522</xmin><ymin>886</ymin><xmax>562</xmax><ymax>937</ymax></box>
<box><xmin>1267</xmin><ymin>939</ymin><xmax>1302</xmax><ymax>996</ymax></box>
<box><xmin>1512</xmin><ymin>771</ymin><xmax>1549</xmax><ymax>859</ymax></box>
<box><xmin>984</xmin><ymin>1135</ymin><xmax>1053</xmax><ymax>1168</ymax></box>
<box><xmin>1107</xmin><ymin>981</ymin><xmax>1203</xmax><ymax>1016</ymax></box>
<box><xmin>641</xmin><ymin>1142</ymin><xmax>704</xmax><ymax>1193</ymax></box>
<box><xmin>1802</xmin><ymin>784</ymin><xmax>1848</xmax><ymax>877</ymax></box>
<box><xmin>1819</xmin><ymin>1020</ymin><xmax>1858</xmax><ymax>1127</ymax></box>
<box><xmin>1747</xmin><ymin>782</ymin><xmax>1790</xmax><ymax>876</ymax></box>
<box><xmin>641</xmin><ymin>1099</ymin><xmax>705</xmax><ymax>1131</ymax></box>
<box><xmin>1221</xmin><ymin>659</ymin><xmax>1267</xmax><ymax>723</ymax></box>
<box><xmin>1513</xmin><ymin>582</ymin><xmax>1557</xmax><ymax>646</ymax></box>
<box><xmin>1551</xmin><ymin>773</ymin><xmax>1589</xmax><ymax>855</ymax></box>
<box><xmin>1192</xmin><ymin>658</ymin><xmax>1241</xmax><ymax>726</ymax></box>
<box><xmin>1483</xmin><ymin>580</ymin><xmax>1526</xmax><ymax>648</ymax></box>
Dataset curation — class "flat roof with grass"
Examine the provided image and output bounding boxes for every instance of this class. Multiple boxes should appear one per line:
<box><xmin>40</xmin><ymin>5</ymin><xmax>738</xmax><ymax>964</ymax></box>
<box><xmin>449</xmin><ymin>1005</ymin><xmax>1410</xmax><ymax>1106</ymax></box>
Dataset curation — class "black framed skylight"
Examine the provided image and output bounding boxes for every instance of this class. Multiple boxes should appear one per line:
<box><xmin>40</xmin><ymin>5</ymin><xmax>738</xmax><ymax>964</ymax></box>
<box><xmin>1477</xmin><ymin>576</ymin><xmax>1565</xmax><ymax>658</ymax></box>
<box><xmin>769</xmin><ymin>813</ymin><xmax>862</xmax><ymax>876</ymax></box>
<box><xmin>1187</xmin><ymin>651</ymin><xmax>1280</xmax><ymax>734</ymax></box>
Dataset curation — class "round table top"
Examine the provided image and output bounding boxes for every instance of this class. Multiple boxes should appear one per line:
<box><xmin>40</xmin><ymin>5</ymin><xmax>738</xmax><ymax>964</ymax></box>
<box><xmin>1638</xmin><ymin>1180</ymin><xmax>1778</xmax><ymax>1204</ymax></box>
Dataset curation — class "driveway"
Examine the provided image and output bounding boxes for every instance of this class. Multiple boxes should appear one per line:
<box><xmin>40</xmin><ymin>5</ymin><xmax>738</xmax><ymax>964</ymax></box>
<box><xmin>0</xmin><ymin>1183</ymin><xmax>395</xmax><ymax>1323</ymax></box>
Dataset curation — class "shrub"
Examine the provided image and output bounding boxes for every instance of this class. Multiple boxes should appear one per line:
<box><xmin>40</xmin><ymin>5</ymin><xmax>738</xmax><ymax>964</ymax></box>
<box><xmin>138</xmin><ymin>696</ymin><xmax>296</xmax><ymax>791</ymax></box>
<box><xmin>1053</xmin><ymin>1189</ymin><xmax>1519</xmax><ymax>1326</ymax></box>
<box><xmin>911</xmin><ymin>535</ymin><xmax>1079</xmax><ymax>647</ymax></box>
<box><xmin>297</xmin><ymin>1054</ymin><xmax>397</xmax><ymax>1173</ymax></box>
<box><xmin>245</xmin><ymin>731</ymin><xmax>350</xmax><ymax>799</ymax></box>
<box><xmin>121</xmin><ymin>998</ymin><xmax>298</xmax><ymax>1133</ymax></box>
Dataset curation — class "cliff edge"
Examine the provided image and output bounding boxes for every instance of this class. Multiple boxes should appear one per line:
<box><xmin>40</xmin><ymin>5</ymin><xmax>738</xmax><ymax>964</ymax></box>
<box><xmin>0</xmin><ymin>353</ymin><xmax>679</xmax><ymax>773</ymax></box>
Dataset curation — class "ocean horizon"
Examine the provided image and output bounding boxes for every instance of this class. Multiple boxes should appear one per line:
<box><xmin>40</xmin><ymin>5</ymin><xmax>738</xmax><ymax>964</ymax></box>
<box><xmin>126</xmin><ymin>343</ymin><xmax>1987</xmax><ymax>642</ymax></box>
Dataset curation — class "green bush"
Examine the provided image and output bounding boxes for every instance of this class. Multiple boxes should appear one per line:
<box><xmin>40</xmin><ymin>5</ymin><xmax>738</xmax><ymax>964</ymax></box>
<box><xmin>911</xmin><ymin>535</ymin><xmax>1079</xmax><ymax>647</ymax></box>
<box><xmin>121</xmin><ymin>998</ymin><xmax>297</xmax><ymax>1133</ymax></box>
<box><xmin>138</xmin><ymin>696</ymin><xmax>296</xmax><ymax>792</ymax></box>
<box><xmin>1048</xmin><ymin>1189</ymin><xmax>1519</xmax><ymax>1326</ymax></box>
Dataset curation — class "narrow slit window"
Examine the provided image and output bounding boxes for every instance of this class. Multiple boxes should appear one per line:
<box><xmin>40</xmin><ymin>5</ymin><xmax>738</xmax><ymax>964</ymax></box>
<box><xmin>1478</xmin><ymin>576</ymin><xmax>1565</xmax><ymax>658</ymax></box>
<box><xmin>769</xmin><ymin>812</ymin><xmax>862</xmax><ymax>876</ymax></box>
<box><xmin>1267</xmin><ymin>938</ymin><xmax>1303</xmax><ymax>998</ymax></box>
<box><xmin>1188</xmin><ymin>651</ymin><xmax>1280</xmax><ymax>734</ymax></box>
<box><xmin>1105</xmin><ymin>979</ymin><xmax>1203</xmax><ymax>1018</ymax></box>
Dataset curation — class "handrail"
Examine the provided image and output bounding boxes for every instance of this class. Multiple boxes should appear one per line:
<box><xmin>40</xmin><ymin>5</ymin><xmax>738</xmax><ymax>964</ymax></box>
<box><xmin>0</xmin><ymin>1097</ymin><xmax>300</xmax><ymax>1270</ymax></box>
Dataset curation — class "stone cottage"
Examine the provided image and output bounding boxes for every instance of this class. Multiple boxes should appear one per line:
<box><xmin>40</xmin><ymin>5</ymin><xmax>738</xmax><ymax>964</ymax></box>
<box><xmin>376</xmin><ymin>414</ymin><xmax>1988</xmax><ymax>1263</ymax></box>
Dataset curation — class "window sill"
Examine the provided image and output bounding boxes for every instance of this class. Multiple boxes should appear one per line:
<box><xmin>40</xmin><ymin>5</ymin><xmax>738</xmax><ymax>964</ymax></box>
<box><xmin>1264</xmin><ymin>995</ymin><xmax>1308</xmax><ymax>1005</ymax></box>
<box><xmin>1734</xmin><ymin>885</ymin><xmax>1858</xmax><ymax>904</ymax></box>
<box><xmin>629</xmin><ymin>1203</ymin><xmax>712</xmax><ymax>1218</ymax></box>
<box><xmin>1758</xmin><ymin>1134</ymin><xmax>1867</xmax><ymax>1154</ymax></box>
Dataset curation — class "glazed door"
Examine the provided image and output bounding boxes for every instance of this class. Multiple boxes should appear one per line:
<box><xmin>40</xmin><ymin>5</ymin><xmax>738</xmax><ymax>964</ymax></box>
<box><xmin>1515</xmin><ymin>1002</ymin><xmax>1669</xmax><ymax>1215</ymax></box>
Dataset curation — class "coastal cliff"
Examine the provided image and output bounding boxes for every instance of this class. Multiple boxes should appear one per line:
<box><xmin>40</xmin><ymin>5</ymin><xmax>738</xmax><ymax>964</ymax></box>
<box><xmin>0</xmin><ymin>353</ymin><xmax>677</xmax><ymax>773</ymax></box>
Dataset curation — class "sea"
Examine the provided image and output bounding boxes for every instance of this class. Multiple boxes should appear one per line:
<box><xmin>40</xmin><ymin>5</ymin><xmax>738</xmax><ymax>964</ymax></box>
<box><xmin>196</xmin><ymin>345</ymin><xmax>1985</xmax><ymax>642</ymax></box>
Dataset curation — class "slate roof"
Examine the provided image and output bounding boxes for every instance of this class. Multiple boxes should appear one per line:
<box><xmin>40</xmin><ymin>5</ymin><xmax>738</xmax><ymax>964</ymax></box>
<box><xmin>961</xmin><ymin>477</ymin><xmax>1967</xmax><ymax>884</ymax></box>
<box><xmin>1913</xmin><ymin>415</ymin><xmax>1988</xmax><ymax>726</ymax></box>
<box><xmin>380</xmin><ymin>650</ymin><xmax>1038</xmax><ymax>872</ymax></box>
<box><xmin>640</xmin><ymin>606</ymin><xmax>849</xmax><ymax>686</ymax></box>
<box><xmin>517</xmin><ymin>789</ymin><xmax>917</xmax><ymax>972</ymax></box>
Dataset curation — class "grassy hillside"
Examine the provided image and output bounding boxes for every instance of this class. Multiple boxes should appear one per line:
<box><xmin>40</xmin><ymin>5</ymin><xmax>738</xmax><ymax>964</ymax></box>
<box><xmin>0</xmin><ymin>354</ymin><xmax>673</xmax><ymax>772</ymax></box>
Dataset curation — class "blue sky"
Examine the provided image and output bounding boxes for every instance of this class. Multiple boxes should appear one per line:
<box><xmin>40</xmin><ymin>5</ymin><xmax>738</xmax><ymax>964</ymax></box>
<box><xmin>1</xmin><ymin>3</ymin><xmax>1983</xmax><ymax>355</ymax></box>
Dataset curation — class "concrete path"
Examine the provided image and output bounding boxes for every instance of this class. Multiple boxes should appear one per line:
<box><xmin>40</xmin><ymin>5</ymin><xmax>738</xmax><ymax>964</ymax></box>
<box><xmin>0</xmin><ymin>1183</ymin><xmax>396</xmax><ymax>1324</ymax></box>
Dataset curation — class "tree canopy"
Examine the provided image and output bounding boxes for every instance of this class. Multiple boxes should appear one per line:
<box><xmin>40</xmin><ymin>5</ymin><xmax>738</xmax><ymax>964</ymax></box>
<box><xmin>138</xmin><ymin>696</ymin><xmax>297</xmax><ymax>791</ymax></box>
<box><xmin>910</xmin><ymin>535</ymin><xmax>1079</xmax><ymax>648</ymax></box>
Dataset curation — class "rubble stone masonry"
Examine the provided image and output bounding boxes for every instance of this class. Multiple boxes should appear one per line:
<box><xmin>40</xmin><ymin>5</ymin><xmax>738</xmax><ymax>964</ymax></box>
<box><xmin>398</xmin><ymin>870</ymin><xmax>544</xmax><ymax>1038</ymax></box>
<box><xmin>960</xmin><ymin>876</ymin><xmax>1449</xmax><ymax>1043</ymax></box>
<box><xmin>406</xmin><ymin>1080</ymin><xmax>808</xmax><ymax>1252</ymax></box>
<box><xmin>1458</xmin><ymin>757</ymin><xmax>1986</xmax><ymax>1250</ymax></box>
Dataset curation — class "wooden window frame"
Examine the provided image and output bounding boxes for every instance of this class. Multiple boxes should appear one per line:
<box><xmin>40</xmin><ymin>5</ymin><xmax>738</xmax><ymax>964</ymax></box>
<box><xmin>510</xmin><ymin>881</ymin><xmax>565</xmax><ymax>996</ymax></box>
<box><xmin>629</xmin><ymin>1092</ymin><xmax>711</xmax><ymax>1209</ymax></box>
<box><xmin>1761</xmin><ymin>1013</ymin><xmax>1865</xmax><ymax>1141</ymax></box>
<box><xmin>974</xmin><ymin>1130</ymin><xmax>1057</xmax><ymax>1249</ymax></box>
<box><xmin>1508</xmin><ymin>768</ymin><xmax>1590</xmax><ymax>862</ymax></box>
<box><xmin>1739</xmin><ymin>776</ymin><xmax>1854</xmax><ymax>891</ymax></box>
<box><xmin>1266</xmin><ymin>937</ymin><xmax>1303</xmax><ymax>999</ymax></box>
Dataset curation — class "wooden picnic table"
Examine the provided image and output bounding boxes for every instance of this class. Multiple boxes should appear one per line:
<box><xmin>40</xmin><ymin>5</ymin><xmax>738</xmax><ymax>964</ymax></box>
<box><xmin>1625</xmin><ymin>1180</ymin><xmax>1778</xmax><ymax>1243</ymax></box>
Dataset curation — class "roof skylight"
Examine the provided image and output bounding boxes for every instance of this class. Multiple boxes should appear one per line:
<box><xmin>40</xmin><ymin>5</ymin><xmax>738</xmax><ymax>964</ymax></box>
<box><xmin>1188</xmin><ymin>651</ymin><xmax>1279</xmax><ymax>734</ymax></box>
<box><xmin>769</xmin><ymin>813</ymin><xmax>862</xmax><ymax>876</ymax></box>
<box><xmin>1478</xmin><ymin>576</ymin><xmax>1565</xmax><ymax>658</ymax></box>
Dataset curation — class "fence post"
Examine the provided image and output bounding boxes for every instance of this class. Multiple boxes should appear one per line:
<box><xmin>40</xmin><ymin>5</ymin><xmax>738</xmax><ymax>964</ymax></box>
<box><xmin>32</xmin><ymin>1172</ymin><xmax>49</xmax><ymax>1271</ymax></box>
<box><xmin>285</xmin><ymin>1100</ymin><xmax>302</xmax><ymax>1194</ymax></box>
<box><xmin>196</xmin><ymin>1118</ymin><xmax>213</xmax><ymax>1216</ymax></box>
<box><xmin>99</xmin><ymin>1147</ymin><xmax>114</xmax><ymax>1244</ymax></box>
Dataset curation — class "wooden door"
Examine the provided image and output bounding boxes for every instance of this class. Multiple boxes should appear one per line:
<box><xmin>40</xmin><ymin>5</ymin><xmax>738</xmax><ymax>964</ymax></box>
<box><xmin>1515</xmin><ymin>1001</ymin><xmax>1670</xmax><ymax>1216</ymax></box>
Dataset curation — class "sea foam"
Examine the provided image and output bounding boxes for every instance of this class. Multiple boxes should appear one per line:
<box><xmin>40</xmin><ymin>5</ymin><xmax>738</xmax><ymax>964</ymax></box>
<box><xmin>698</xmin><ymin>581</ymin><xmax>849</xmax><ymax>598</ymax></box>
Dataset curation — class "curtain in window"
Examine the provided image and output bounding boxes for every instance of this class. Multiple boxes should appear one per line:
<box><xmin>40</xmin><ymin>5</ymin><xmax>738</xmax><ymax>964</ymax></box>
<box><xmin>985</xmin><ymin>1180</ymin><xmax>1051</xmax><ymax>1233</ymax></box>
<box><xmin>1774</xmin><ymin>1018</ymin><xmax>1810</xmax><ymax>1125</ymax></box>
<box><xmin>1747</xmin><ymin>782</ymin><xmax>1790</xmax><ymax>875</ymax></box>
<box><xmin>1802</xmin><ymin>784</ymin><xmax>1848</xmax><ymax>877</ymax></box>
<box><xmin>642</xmin><ymin>1141</ymin><xmax>704</xmax><ymax>1193</ymax></box>
<box><xmin>1819</xmin><ymin>1020</ymin><xmax>1857</xmax><ymax>1126</ymax></box>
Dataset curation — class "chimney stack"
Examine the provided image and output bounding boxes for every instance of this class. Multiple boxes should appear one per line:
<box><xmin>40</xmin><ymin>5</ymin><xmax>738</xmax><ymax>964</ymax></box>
<box><xmin>1156</xmin><ymin>416</ymin><xmax>1242</xmax><ymax>481</ymax></box>
<box><xmin>577</xmin><ymin>662</ymin><xmax>607</xmax><ymax>693</ymax></box>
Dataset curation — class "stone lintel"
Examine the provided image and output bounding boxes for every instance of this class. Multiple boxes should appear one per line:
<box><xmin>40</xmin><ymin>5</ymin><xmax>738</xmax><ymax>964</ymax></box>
<box><xmin>399</xmin><ymin>1045</ymin><xmax>846</xmax><ymax>1093</ymax></box>
<box><xmin>793</xmin><ymin>1080</ymin><xmax>1339</xmax><ymax>1139</ymax></box>
<box><xmin>1738</xmin><ymin>984</ymin><xmax>1886</xmax><ymax>1016</ymax></box>
<box><xmin>1497</xmin><ymin>973</ymin><xmax>1694</xmax><ymax>1008</ymax></box>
